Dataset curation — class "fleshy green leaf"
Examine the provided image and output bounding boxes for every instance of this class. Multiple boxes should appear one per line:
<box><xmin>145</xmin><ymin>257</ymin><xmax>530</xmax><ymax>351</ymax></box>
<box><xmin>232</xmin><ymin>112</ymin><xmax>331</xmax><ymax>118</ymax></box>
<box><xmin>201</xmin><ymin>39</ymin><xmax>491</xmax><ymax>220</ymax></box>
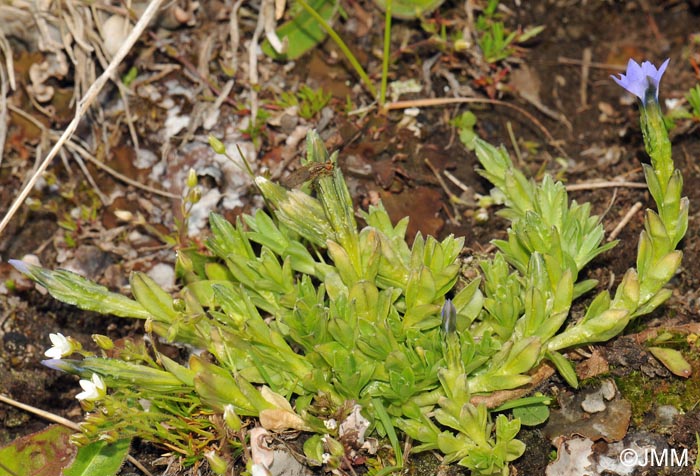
<box><xmin>63</xmin><ymin>439</ymin><xmax>131</xmax><ymax>476</ymax></box>
<box><xmin>648</xmin><ymin>347</ymin><xmax>692</xmax><ymax>378</ymax></box>
<box><xmin>512</xmin><ymin>404</ymin><xmax>550</xmax><ymax>426</ymax></box>
<box><xmin>262</xmin><ymin>0</ymin><xmax>338</xmax><ymax>61</ymax></box>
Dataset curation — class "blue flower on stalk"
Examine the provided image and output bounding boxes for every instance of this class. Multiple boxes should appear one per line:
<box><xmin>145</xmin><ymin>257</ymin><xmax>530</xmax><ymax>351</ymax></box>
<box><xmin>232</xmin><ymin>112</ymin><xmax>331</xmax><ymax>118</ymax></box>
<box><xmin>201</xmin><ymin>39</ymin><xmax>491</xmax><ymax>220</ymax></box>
<box><xmin>611</xmin><ymin>58</ymin><xmax>670</xmax><ymax>105</ymax></box>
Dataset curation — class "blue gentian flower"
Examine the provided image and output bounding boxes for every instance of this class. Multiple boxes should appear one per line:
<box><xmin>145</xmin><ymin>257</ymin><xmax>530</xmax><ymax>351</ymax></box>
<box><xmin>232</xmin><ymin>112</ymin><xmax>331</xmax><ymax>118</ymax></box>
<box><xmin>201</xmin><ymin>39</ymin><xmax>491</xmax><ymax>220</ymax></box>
<box><xmin>611</xmin><ymin>58</ymin><xmax>670</xmax><ymax>104</ymax></box>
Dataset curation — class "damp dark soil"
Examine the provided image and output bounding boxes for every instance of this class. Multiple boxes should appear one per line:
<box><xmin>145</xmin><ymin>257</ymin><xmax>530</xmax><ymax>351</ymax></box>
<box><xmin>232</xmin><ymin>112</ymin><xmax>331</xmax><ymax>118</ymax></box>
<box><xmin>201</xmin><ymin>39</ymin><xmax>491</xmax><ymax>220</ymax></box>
<box><xmin>1</xmin><ymin>1</ymin><xmax>700</xmax><ymax>475</ymax></box>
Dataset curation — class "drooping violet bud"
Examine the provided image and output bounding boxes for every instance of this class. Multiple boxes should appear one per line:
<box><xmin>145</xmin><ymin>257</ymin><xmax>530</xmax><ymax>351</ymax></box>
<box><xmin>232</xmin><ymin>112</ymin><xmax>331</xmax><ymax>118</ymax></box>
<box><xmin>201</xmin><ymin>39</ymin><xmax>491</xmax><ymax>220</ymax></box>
<box><xmin>441</xmin><ymin>299</ymin><xmax>457</xmax><ymax>334</ymax></box>
<box><xmin>8</xmin><ymin>259</ymin><xmax>31</xmax><ymax>275</ymax></box>
<box><xmin>41</xmin><ymin>358</ymin><xmax>74</xmax><ymax>373</ymax></box>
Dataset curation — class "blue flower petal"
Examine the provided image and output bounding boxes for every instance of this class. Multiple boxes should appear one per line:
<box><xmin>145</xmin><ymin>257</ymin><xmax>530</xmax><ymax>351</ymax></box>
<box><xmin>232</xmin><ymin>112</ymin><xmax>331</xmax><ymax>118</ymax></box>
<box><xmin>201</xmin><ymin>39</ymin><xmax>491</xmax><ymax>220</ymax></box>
<box><xmin>611</xmin><ymin>58</ymin><xmax>669</xmax><ymax>105</ymax></box>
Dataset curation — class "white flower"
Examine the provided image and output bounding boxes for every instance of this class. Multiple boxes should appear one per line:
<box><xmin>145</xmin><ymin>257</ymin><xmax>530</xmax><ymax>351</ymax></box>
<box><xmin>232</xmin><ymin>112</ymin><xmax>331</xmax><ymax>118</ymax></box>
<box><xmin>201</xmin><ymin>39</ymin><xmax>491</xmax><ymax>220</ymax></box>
<box><xmin>323</xmin><ymin>418</ymin><xmax>337</xmax><ymax>430</ymax></box>
<box><xmin>76</xmin><ymin>374</ymin><xmax>106</xmax><ymax>401</ymax></box>
<box><xmin>44</xmin><ymin>333</ymin><xmax>72</xmax><ymax>359</ymax></box>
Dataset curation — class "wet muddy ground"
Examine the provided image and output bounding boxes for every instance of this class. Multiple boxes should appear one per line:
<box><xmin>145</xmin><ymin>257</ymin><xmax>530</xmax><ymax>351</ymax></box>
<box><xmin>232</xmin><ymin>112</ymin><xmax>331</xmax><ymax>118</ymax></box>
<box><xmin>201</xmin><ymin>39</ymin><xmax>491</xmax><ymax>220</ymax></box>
<box><xmin>1</xmin><ymin>1</ymin><xmax>700</xmax><ymax>475</ymax></box>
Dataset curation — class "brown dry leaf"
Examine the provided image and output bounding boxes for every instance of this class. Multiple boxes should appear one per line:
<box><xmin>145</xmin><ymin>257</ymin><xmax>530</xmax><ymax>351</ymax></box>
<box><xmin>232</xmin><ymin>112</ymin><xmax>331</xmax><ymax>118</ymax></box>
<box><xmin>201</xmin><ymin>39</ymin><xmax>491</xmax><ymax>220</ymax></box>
<box><xmin>575</xmin><ymin>348</ymin><xmax>610</xmax><ymax>380</ymax></box>
<box><xmin>259</xmin><ymin>386</ymin><xmax>312</xmax><ymax>431</ymax></box>
<box><xmin>379</xmin><ymin>187</ymin><xmax>445</xmax><ymax>239</ymax></box>
<box><xmin>260</xmin><ymin>386</ymin><xmax>294</xmax><ymax>412</ymax></box>
<box><xmin>259</xmin><ymin>408</ymin><xmax>312</xmax><ymax>432</ymax></box>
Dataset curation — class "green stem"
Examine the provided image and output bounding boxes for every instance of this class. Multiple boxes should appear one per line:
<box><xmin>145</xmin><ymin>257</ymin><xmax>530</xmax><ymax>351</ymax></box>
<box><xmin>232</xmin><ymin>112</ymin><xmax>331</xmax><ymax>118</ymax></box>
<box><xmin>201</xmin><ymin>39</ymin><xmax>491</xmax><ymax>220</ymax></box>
<box><xmin>379</xmin><ymin>0</ymin><xmax>392</xmax><ymax>107</ymax></box>
<box><xmin>296</xmin><ymin>0</ymin><xmax>377</xmax><ymax>98</ymax></box>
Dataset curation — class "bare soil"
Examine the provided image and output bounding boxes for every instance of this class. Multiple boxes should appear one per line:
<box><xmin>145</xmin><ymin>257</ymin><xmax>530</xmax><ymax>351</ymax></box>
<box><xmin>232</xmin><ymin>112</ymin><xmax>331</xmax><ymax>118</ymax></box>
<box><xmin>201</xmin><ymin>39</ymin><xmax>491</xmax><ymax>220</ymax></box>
<box><xmin>1</xmin><ymin>1</ymin><xmax>700</xmax><ymax>475</ymax></box>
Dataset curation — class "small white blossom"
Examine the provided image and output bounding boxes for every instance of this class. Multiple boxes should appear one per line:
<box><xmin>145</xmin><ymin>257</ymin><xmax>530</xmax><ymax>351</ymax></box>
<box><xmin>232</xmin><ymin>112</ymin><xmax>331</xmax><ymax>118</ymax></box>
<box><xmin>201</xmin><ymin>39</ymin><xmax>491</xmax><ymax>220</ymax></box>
<box><xmin>322</xmin><ymin>453</ymin><xmax>332</xmax><ymax>464</ymax></box>
<box><xmin>44</xmin><ymin>333</ymin><xmax>72</xmax><ymax>359</ymax></box>
<box><xmin>76</xmin><ymin>374</ymin><xmax>106</xmax><ymax>401</ymax></box>
<box><xmin>323</xmin><ymin>418</ymin><xmax>337</xmax><ymax>430</ymax></box>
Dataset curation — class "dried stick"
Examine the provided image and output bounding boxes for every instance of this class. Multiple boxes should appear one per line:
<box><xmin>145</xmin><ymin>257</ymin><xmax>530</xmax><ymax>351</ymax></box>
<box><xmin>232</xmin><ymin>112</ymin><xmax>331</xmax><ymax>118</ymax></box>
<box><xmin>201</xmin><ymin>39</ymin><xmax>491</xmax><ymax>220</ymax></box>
<box><xmin>557</xmin><ymin>56</ymin><xmax>626</xmax><ymax>71</ymax></box>
<box><xmin>424</xmin><ymin>160</ymin><xmax>460</xmax><ymax>226</ymax></box>
<box><xmin>470</xmin><ymin>363</ymin><xmax>556</xmax><ymax>409</ymax></box>
<box><xmin>0</xmin><ymin>59</ymin><xmax>8</xmax><ymax>168</ymax></box>
<box><xmin>608</xmin><ymin>201</ymin><xmax>643</xmax><ymax>241</ymax></box>
<box><xmin>7</xmin><ymin>104</ymin><xmax>179</xmax><ymax>199</ymax></box>
<box><xmin>565</xmin><ymin>181</ymin><xmax>647</xmax><ymax>192</ymax></box>
<box><xmin>386</xmin><ymin>97</ymin><xmax>567</xmax><ymax>157</ymax></box>
<box><xmin>580</xmin><ymin>48</ymin><xmax>591</xmax><ymax>108</ymax></box>
<box><xmin>0</xmin><ymin>0</ymin><xmax>168</xmax><ymax>238</ymax></box>
<box><xmin>0</xmin><ymin>394</ymin><xmax>154</xmax><ymax>476</ymax></box>
<box><xmin>64</xmin><ymin>139</ymin><xmax>180</xmax><ymax>199</ymax></box>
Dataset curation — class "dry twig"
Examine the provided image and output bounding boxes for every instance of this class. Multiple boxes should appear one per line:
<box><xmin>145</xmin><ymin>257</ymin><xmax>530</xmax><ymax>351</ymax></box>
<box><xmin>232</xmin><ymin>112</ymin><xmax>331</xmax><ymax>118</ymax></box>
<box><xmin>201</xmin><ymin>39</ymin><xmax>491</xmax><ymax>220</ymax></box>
<box><xmin>8</xmin><ymin>104</ymin><xmax>180</xmax><ymax>199</ymax></box>
<box><xmin>565</xmin><ymin>180</ymin><xmax>647</xmax><ymax>192</ymax></box>
<box><xmin>580</xmin><ymin>47</ymin><xmax>592</xmax><ymax>108</ymax></box>
<box><xmin>608</xmin><ymin>201</ymin><xmax>643</xmax><ymax>241</ymax></box>
<box><xmin>0</xmin><ymin>394</ymin><xmax>154</xmax><ymax>476</ymax></box>
<box><xmin>0</xmin><ymin>60</ymin><xmax>8</xmax><ymax>168</ymax></box>
<box><xmin>470</xmin><ymin>363</ymin><xmax>556</xmax><ymax>409</ymax></box>
<box><xmin>0</xmin><ymin>0</ymin><xmax>170</xmax><ymax>239</ymax></box>
<box><xmin>386</xmin><ymin>97</ymin><xmax>568</xmax><ymax>158</ymax></box>
<box><xmin>557</xmin><ymin>56</ymin><xmax>626</xmax><ymax>71</ymax></box>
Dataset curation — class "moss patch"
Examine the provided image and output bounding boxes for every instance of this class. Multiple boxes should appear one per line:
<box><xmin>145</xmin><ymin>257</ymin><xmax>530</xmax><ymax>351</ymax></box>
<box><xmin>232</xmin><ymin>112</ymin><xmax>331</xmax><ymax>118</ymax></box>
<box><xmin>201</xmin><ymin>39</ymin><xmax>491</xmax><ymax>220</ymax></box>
<box><xmin>615</xmin><ymin>354</ymin><xmax>700</xmax><ymax>426</ymax></box>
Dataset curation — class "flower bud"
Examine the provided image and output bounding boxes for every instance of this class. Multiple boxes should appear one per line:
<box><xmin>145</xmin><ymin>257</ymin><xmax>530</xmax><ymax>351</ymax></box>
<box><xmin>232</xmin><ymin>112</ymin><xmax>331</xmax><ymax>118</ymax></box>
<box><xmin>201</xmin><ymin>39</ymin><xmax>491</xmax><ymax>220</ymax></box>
<box><xmin>187</xmin><ymin>168</ymin><xmax>198</xmax><ymax>188</ymax></box>
<box><xmin>441</xmin><ymin>299</ymin><xmax>457</xmax><ymax>334</ymax></box>
<box><xmin>204</xmin><ymin>450</ymin><xmax>229</xmax><ymax>475</ymax></box>
<box><xmin>322</xmin><ymin>435</ymin><xmax>345</xmax><ymax>458</ymax></box>
<box><xmin>98</xmin><ymin>431</ymin><xmax>119</xmax><ymax>443</ymax></box>
<box><xmin>70</xmin><ymin>433</ymin><xmax>91</xmax><ymax>447</ymax></box>
<box><xmin>224</xmin><ymin>404</ymin><xmax>242</xmax><ymax>431</ymax></box>
<box><xmin>208</xmin><ymin>135</ymin><xmax>227</xmax><ymax>155</ymax></box>
<box><xmin>78</xmin><ymin>421</ymin><xmax>99</xmax><ymax>434</ymax></box>
<box><xmin>92</xmin><ymin>334</ymin><xmax>114</xmax><ymax>351</ymax></box>
<box><xmin>173</xmin><ymin>298</ymin><xmax>186</xmax><ymax>312</ymax></box>
<box><xmin>189</xmin><ymin>186</ymin><xmax>202</xmax><ymax>204</ymax></box>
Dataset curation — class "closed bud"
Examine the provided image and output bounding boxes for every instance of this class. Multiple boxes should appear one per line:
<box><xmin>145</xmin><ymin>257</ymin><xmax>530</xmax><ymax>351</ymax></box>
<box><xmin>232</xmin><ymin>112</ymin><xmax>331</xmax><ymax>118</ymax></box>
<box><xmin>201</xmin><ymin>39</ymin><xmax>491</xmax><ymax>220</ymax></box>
<box><xmin>173</xmin><ymin>298</ymin><xmax>186</xmax><ymax>312</ymax></box>
<box><xmin>475</xmin><ymin>207</ymin><xmax>489</xmax><ymax>223</ymax></box>
<box><xmin>224</xmin><ymin>404</ymin><xmax>242</xmax><ymax>431</ymax></box>
<box><xmin>189</xmin><ymin>186</ymin><xmax>201</xmax><ymax>204</ymax></box>
<box><xmin>204</xmin><ymin>450</ymin><xmax>229</xmax><ymax>475</ymax></box>
<box><xmin>441</xmin><ymin>299</ymin><xmax>457</xmax><ymax>334</ymax></box>
<box><xmin>98</xmin><ymin>431</ymin><xmax>119</xmax><ymax>443</ymax></box>
<box><xmin>208</xmin><ymin>135</ymin><xmax>227</xmax><ymax>155</ymax></box>
<box><xmin>176</xmin><ymin>251</ymin><xmax>194</xmax><ymax>273</ymax></box>
<box><xmin>92</xmin><ymin>334</ymin><xmax>114</xmax><ymax>351</ymax></box>
<box><xmin>78</xmin><ymin>421</ymin><xmax>98</xmax><ymax>434</ymax></box>
<box><xmin>322</xmin><ymin>435</ymin><xmax>345</xmax><ymax>458</ymax></box>
<box><xmin>187</xmin><ymin>168</ymin><xmax>198</xmax><ymax>188</ymax></box>
<box><xmin>70</xmin><ymin>433</ymin><xmax>91</xmax><ymax>447</ymax></box>
<box><xmin>84</xmin><ymin>413</ymin><xmax>106</xmax><ymax>425</ymax></box>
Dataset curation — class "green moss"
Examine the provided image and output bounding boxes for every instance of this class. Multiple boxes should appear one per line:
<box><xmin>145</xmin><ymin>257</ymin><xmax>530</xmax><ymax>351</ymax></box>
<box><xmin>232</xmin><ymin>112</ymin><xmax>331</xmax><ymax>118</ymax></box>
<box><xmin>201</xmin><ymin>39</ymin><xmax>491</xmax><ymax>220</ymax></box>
<box><xmin>615</xmin><ymin>355</ymin><xmax>700</xmax><ymax>426</ymax></box>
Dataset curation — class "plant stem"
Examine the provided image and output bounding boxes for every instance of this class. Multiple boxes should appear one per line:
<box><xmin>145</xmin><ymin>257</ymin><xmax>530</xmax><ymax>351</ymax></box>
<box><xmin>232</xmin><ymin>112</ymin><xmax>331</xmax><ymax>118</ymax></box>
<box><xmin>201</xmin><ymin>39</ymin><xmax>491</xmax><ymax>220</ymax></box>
<box><xmin>379</xmin><ymin>0</ymin><xmax>392</xmax><ymax>107</ymax></box>
<box><xmin>295</xmin><ymin>0</ymin><xmax>377</xmax><ymax>98</ymax></box>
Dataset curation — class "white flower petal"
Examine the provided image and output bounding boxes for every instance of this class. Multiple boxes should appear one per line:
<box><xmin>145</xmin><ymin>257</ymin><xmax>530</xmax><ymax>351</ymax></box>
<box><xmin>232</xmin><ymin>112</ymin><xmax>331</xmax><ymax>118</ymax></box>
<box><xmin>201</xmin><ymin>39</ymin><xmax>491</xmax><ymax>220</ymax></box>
<box><xmin>44</xmin><ymin>333</ymin><xmax>71</xmax><ymax>358</ymax></box>
<box><xmin>76</xmin><ymin>374</ymin><xmax>106</xmax><ymax>401</ymax></box>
